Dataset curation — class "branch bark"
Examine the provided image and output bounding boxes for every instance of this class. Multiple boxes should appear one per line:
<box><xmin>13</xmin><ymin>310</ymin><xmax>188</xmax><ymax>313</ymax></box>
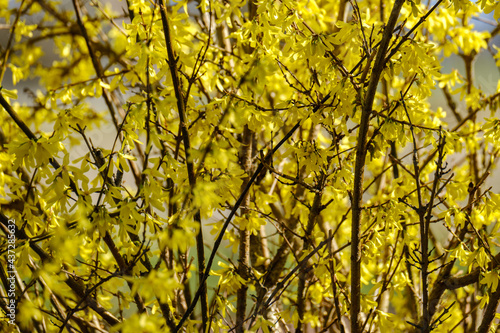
<box><xmin>350</xmin><ymin>1</ymin><xmax>405</xmax><ymax>332</ymax></box>
<box><xmin>297</xmin><ymin>181</ymin><xmax>324</xmax><ymax>333</ymax></box>
<box><xmin>158</xmin><ymin>1</ymin><xmax>209</xmax><ymax>330</ymax></box>
<box><xmin>477</xmin><ymin>287</ymin><xmax>500</xmax><ymax>333</ymax></box>
<box><xmin>235</xmin><ymin>125</ymin><xmax>253</xmax><ymax>332</ymax></box>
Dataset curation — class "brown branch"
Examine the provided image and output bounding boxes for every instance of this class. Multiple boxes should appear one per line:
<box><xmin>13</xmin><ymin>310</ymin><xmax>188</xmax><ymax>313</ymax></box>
<box><xmin>235</xmin><ymin>125</ymin><xmax>253</xmax><ymax>333</ymax></box>
<box><xmin>158</xmin><ymin>1</ymin><xmax>208</xmax><ymax>330</ymax></box>
<box><xmin>328</xmin><ymin>230</ymin><xmax>346</xmax><ymax>333</ymax></box>
<box><xmin>350</xmin><ymin>1</ymin><xmax>405</xmax><ymax>332</ymax></box>
<box><xmin>401</xmin><ymin>95</ymin><xmax>431</xmax><ymax>330</ymax></box>
<box><xmin>297</xmin><ymin>180</ymin><xmax>324</xmax><ymax>333</ymax></box>
<box><xmin>441</xmin><ymin>85</ymin><xmax>461</xmax><ymax>123</ymax></box>
<box><xmin>421</xmin><ymin>130</ymin><xmax>448</xmax><ymax>332</ymax></box>
<box><xmin>477</xmin><ymin>286</ymin><xmax>500</xmax><ymax>333</ymax></box>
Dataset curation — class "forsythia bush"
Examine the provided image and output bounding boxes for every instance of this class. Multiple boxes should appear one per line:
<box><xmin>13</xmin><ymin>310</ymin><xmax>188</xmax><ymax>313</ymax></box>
<box><xmin>1</xmin><ymin>0</ymin><xmax>500</xmax><ymax>332</ymax></box>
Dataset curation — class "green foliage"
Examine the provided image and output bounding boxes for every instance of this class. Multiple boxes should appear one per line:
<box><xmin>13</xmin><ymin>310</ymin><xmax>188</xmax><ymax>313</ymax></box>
<box><xmin>1</xmin><ymin>0</ymin><xmax>500</xmax><ymax>332</ymax></box>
